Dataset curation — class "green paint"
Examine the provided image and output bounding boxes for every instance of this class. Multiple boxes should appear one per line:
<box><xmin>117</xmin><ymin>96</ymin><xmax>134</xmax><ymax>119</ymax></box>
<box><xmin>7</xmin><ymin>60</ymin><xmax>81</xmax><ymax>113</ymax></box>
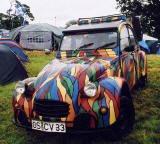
<box><xmin>86</xmin><ymin>69</ymin><xmax>92</xmax><ymax>79</ymax></box>
<box><xmin>93</xmin><ymin>100</ymin><xmax>103</xmax><ymax>128</ymax></box>
<box><xmin>47</xmin><ymin>86</ymin><xmax>52</xmax><ymax>100</ymax></box>
<box><xmin>50</xmin><ymin>117</ymin><xmax>56</xmax><ymax>122</ymax></box>
<box><xmin>140</xmin><ymin>59</ymin><xmax>144</xmax><ymax>69</ymax></box>
<box><xmin>61</xmin><ymin>77</ymin><xmax>73</xmax><ymax>97</ymax></box>
<box><xmin>72</xmin><ymin>51</ymin><xmax>79</xmax><ymax>57</ymax></box>
<box><xmin>91</xmin><ymin>66</ymin><xmax>96</xmax><ymax>81</ymax></box>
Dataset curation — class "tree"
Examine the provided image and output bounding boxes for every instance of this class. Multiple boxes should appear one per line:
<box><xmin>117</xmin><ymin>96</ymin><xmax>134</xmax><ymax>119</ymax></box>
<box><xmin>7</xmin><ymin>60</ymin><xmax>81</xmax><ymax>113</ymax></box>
<box><xmin>65</xmin><ymin>20</ymin><xmax>77</xmax><ymax>28</ymax></box>
<box><xmin>0</xmin><ymin>0</ymin><xmax>34</xmax><ymax>30</ymax></box>
<box><xmin>0</xmin><ymin>13</ymin><xmax>10</xmax><ymax>29</ymax></box>
<box><xmin>116</xmin><ymin>0</ymin><xmax>160</xmax><ymax>39</ymax></box>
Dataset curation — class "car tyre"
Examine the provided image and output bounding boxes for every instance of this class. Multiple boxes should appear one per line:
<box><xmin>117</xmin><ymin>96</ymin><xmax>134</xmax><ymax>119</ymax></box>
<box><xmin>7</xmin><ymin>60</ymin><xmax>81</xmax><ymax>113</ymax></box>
<box><xmin>111</xmin><ymin>96</ymin><xmax>135</xmax><ymax>139</ymax></box>
<box><xmin>139</xmin><ymin>75</ymin><xmax>147</xmax><ymax>88</ymax></box>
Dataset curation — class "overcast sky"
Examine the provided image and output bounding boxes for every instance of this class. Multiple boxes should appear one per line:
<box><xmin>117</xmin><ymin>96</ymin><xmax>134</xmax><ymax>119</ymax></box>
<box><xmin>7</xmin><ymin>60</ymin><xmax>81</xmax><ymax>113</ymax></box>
<box><xmin>1</xmin><ymin>0</ymin><xmax>120</xmax><ymax>27</ymax></box>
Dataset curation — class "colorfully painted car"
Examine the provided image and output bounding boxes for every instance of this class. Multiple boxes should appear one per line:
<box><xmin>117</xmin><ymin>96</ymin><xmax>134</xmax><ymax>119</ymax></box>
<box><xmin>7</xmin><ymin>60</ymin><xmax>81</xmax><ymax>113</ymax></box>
<box><xmin>12</xmin><ymin>15</ymin><xmax>147</xmax><ymax>137</ymax></box>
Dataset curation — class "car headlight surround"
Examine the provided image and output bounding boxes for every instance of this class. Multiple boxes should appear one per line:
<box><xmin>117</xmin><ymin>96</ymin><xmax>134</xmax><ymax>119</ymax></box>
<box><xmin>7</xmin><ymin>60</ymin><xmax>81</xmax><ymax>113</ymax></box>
<box><xmin>84</xmin><ymin>82</ymin><xmax>97</xmax><ymax>97</ymax></box>
<box><xmin>15</xmin><ymin>81</ymin><xmax>26</xmax><ymax>94</ymax></box>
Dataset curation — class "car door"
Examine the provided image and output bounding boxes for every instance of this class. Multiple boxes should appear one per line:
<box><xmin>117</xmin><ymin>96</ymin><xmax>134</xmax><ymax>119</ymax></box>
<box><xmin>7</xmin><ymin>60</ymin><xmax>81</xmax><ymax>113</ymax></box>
<box><xmin>120</xmin><ymin>24</ymin><xmax>138</xmax><ymax>89</ymax></box>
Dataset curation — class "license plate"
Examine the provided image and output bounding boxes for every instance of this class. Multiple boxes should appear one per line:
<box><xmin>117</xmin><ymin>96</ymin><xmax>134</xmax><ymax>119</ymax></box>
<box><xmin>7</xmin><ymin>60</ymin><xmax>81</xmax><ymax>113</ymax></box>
<box><xmin>32</xmin><ymin>119</ymin><xmax>66</xmax><ymax>133</ymax></box>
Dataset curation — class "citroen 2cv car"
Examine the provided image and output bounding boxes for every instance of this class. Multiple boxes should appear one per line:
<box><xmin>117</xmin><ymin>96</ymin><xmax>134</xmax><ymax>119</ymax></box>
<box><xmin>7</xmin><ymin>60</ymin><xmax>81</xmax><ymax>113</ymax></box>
<box><xmin>12</xmin><ymin>14</ymin><xmax>147</xmax><ymax>137</ymax></box>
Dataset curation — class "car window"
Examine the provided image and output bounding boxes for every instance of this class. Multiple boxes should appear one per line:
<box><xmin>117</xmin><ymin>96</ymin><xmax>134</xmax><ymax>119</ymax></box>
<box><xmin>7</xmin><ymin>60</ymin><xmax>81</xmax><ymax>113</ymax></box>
<box><xmin>128</xmin><ymin>28</ymin><xmax>136</xmax><ymax>47</ymax></box>
<box><xmin>120</xmin><ymin>25</ymin><xmax>129</xmax><ymax>52</ymax></box>
<box><xmin>60</xmin><ymin>31</ymin><xmax>117</xmax><ymax>51</ymax></box>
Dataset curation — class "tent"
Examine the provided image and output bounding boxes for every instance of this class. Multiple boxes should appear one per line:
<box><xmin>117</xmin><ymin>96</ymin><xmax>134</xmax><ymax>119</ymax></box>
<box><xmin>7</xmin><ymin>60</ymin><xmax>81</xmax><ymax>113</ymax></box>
<box><xmin>9</xmin><ymin>23</ymin><xmax>62</xmax><ymax>51</ymax></box>
<box><xmin>142</xmin><ymin>34</ymin><xmax>160</xmax><ymax>54</ymax></box>
<box><xmin>0</xmin><ymin>45</ymin><xmax>28</xmax><ymax>85</ymax></box>
<box><xmin>0</xmin><ymin>38</ymin><xmax>29</xmax><ymax>63</ymax></box>
<box><xmin>0</xmin><ymin>29</ymin><xmax>9</xmax><ymax>38</ymax></box>
<box><xmin>143</xmin><ymin>34</ymin><xmax>158</xmax><ymax>41</ymax></box>
<box><xmin>138</xmin><ymin>40</ymin><xmax>150</xmax><ymax>54</ymax></box>
<box><xmin>150</xmin><ymin>40</ymin><xmax>160</xmax><ymax>54</ymax></box>
<box><xmin>143</xmin><ymin>34</ymin><xmax>158</xmax><ymax>50</ymax></box>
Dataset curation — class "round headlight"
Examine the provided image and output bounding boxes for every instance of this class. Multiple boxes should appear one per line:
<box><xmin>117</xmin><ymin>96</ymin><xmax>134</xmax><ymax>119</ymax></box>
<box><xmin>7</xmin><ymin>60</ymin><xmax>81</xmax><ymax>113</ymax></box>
<box><xmin>15</xmin><ymin>81</ymin><xmax>26</xmax><ymax>94</ymax></box>
<box><xmin>84</xmin><ymin>82</ymin><xmax>97</xmax><ymax>97</ymax></box>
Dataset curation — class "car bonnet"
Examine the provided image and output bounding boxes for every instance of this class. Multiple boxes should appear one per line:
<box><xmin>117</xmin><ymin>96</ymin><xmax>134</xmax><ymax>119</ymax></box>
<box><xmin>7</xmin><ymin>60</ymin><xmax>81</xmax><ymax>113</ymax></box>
<box><xmin>32</xmin><ymin>56</ymin><xmax>118</xmax><ymax>102</ymax></box>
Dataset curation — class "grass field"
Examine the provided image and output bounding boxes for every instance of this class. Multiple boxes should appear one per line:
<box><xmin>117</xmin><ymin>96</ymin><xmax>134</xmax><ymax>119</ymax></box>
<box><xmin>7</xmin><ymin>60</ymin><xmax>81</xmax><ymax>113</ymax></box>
<box><xmin>0</xmin><ymin>53</ymin><xmax>160</xmax><ymax>144</ymax></box>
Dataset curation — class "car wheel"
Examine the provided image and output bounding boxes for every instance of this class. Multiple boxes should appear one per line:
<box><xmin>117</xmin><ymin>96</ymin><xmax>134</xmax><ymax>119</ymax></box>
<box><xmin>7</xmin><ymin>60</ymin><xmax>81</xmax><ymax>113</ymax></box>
<box><xmin>111</xmin><ymin>96</ymin><xmax>135</xmax><ymax>139</ymax></box>
<box><xmin>139</xmin><ymin>75</ymin><xmax>147</xmax><ymax>88</ymax></box>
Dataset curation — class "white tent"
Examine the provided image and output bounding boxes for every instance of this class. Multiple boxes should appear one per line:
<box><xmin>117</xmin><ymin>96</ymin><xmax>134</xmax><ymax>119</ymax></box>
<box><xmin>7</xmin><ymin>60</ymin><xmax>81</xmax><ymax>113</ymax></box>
<box><xmin>9</xmin><ymin>23</ymin><xmax>62</xmax><ymax>50</ymax></box>
<box><xmin>143</xmin><ymin>34</ymin><xmax>158</xmax><ymax>41</ymax></box>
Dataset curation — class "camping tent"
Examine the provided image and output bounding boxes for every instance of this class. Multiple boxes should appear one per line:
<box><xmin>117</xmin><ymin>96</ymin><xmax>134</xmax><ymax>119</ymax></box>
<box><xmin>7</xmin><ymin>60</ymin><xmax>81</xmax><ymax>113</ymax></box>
<box><xmin>143</xmin><ymin>34</ymin><xmax>158</xmax><ymax>41</ymax></box>
<box><xmin>142</xmin><ymin>34</ymin><xmax>159</xmax><ymax>54</ymax></box>
<box><xmin>150</xmin><ymin>40</ymin><xmax>160</xmax><ymax>54</ymax></box>
<box><xmin>9</xmin><ymin>23</ymin><xmax>62</xmax><ymax>50</ymax></box>
<box><xmin>0</xmin><ymin>29</ymin><xmax>9</xmax><ymax>38</ymax></box>
<box><xmin>0</xmin><ymin>38</ymin><xmax>29</xmax><ymax>63</ymax></box>
<box><xmin>0</xmin><ymin>45</ymin><xmax>28</xmax><ymax>85</ymax></box>
<box><xmin>138</xmin><ymin>40</ymin><xmax>150</xmax><ymax>54</ymax></box>
<box><xmin>143</xmin><ymin>34</ymin><xmax>158</xmax><ymax>48</ymax></box>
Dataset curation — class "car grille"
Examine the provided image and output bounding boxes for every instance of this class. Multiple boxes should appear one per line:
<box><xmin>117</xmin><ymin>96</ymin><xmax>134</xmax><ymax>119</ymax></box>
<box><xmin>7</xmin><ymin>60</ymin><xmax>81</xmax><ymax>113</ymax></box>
<box><xmin>34</xmin><ymin>100</ymin><xmax>69</xmax><ymax>118</ymax></box>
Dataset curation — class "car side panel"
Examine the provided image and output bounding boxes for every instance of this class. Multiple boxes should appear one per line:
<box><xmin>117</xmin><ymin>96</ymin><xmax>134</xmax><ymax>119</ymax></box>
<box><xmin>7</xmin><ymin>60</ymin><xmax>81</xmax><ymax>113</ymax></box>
<box><xmin>138</xmin><ymin>50</ymin><xmax>147</xmax><ymax>77</ymax></box>
<box><xmin>121</xmin><ymin>52</ymin><xmax>137</xmax><ymax>89</ymax></box>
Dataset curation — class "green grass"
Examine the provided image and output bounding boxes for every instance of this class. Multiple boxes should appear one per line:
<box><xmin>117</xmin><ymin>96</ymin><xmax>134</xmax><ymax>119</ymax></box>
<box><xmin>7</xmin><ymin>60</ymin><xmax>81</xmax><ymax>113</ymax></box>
<box><xmin>0</xmin><ymin>54</ymin><xmax>160</xmax><ymax>144</ymax></box>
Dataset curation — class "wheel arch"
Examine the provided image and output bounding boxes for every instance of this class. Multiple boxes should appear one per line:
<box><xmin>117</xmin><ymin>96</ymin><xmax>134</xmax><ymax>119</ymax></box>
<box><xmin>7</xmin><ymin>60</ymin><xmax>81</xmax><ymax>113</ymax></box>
<box><xmin>121</xmin><ymin>81</ymin><xmax>131</xmax><ymax>99</ymax></box>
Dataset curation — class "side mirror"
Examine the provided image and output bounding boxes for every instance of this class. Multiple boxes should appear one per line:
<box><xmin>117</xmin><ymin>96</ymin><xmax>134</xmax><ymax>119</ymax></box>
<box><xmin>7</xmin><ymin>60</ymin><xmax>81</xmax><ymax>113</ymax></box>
<box><xmin>124</xmin><ymin>45</ymin><xmax>134</xmax><ymax>52</ymax></box>
<box><xmin>132</xmin><ymin>16</ymin><xmax>143</xmax><ymax>42</ymax></box>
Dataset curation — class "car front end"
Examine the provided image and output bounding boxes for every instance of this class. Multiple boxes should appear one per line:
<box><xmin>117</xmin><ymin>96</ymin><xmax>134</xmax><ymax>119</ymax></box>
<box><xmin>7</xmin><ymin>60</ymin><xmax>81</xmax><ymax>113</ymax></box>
<box><xmin>13</xmin><ymin>55</ymin><xmax>122</xmax><ymax>133</ymax></box>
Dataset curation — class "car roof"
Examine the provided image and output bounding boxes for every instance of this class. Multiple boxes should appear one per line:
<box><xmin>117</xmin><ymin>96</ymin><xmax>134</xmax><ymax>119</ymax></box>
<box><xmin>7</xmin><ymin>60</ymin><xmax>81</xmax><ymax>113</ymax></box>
<box><xmin>63</xmin><ymin>21</ymin><xmax>122</xmax><ymax>34</ymax></box>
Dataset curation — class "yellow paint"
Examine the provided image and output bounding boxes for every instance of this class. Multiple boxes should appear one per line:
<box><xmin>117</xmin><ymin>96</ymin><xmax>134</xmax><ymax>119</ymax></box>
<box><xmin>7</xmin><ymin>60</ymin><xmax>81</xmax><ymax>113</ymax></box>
<box><xmin>118</xmin><ymin>22</ymin><xmax>125</xmax><ymax>34</ymax></box>
<box><xmin>71</xmin><ymin>66</ymin><xmax>76</xmax><ymax>76</ymax></box>
<box><xmin>98</xmin><ymin>49</ymin><xmax>107</xmax><ymax>56</ymax></box>
<box><xmin>56</xmin><ymin>76</ymin><xmax>66</xmax><ymax>101</ymax></box>
<box><xmin>66</xmin><ymin>93</ymin><xmax>75</xmax><ymax>121</ymax></box>
<box><xmin>60</xmin><ymin>52</ymin><xmax>67</xmax><ymax>58</ymax></box>
<box><xmin>106</xmin><ymin>49</ymin><xmax>117</xmax><ymax>57</ymax></box>
<box><xmin>85</xmin><ymin>75</ymin><xmax>89</xmax><ymax>84</ymax></box>
<box><xmin>24</xmin><ymin>98</ymin><xmax>29</xmax><ymax>118</ymax></box>
<box><xmin>61</xmin><ymin>117</ymin><xmax>66</xmax><ymax>121</ymax></box>
<box><xmin>15</xmin><ymin>103</ymin><xmax>19</xmax><ymax>108</ymax></box>
<box><xmin>137</xmin><ymin>55</ymin><xmax>140</xmax><ymax>79</ymax></box>
<box><xmin>16</xmin><ymin>94</ymin><xmax>21</xmax><ymax>102</ymax></box>
<box><xmin>107</xmin><ymin>69</ymin><xmax>111</xmax><ymax>77</ymax></box>
<box><xmin>112</xmin><ymin>17</ymin><xmax>118</xmax><ymax>21</ymax></box>
<box><xmin>101</xmin><ymin>107</ymin><xmax>107</xmax><ymax>114</ymax></box>
<box><xmin>74</xmin><ymin>64</ymin><xmax>81</xmax><ymax>77</ymax></box>
<box><xmin>118</xmin><ymin>69</ymin><xmax>121</xmax><ymax>77</ymax></box>
<box><xmin>89</xmin><ymin>57</ymin><xmax>95</xmax><ymax>61</ymax></box>
<box><xmin>39</xmin><ymin>116</ymin><xmax>42</xmax><ymax>120</ymax></box>
<box><xmin>109</xmin><ymin>100</ymin><xmax>116</xmax><ymax>124</ymax></box>
<box><xmin>133</xmin><ymin>66</ymin><xmax>136</xmax><ymax>85</ymax></box>
<box><xmin>142</xmin><ymin>55</ymin><xmax>147</xmax><ymax>76</ymax></box>
<box><xmin>98</xmin><ymin>59</ymin><xmax>110</xmax><ymax>69</ymax></box>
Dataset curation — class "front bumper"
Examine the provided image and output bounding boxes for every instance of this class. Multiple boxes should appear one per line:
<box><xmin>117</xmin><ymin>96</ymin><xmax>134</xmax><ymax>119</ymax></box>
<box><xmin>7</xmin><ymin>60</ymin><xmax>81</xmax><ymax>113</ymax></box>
<box><xmin>13</xmin><ymin>119</ymin><xmax>113</xmax><ymax>135</ymax></box>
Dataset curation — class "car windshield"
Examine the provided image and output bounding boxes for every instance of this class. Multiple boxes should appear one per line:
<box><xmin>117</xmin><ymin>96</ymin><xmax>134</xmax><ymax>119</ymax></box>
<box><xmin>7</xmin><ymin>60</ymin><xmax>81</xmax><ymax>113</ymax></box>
<box><xmin>60</xmin><ymin>31</ymin><xmax>117</xmax><ymax>51</ymax></box>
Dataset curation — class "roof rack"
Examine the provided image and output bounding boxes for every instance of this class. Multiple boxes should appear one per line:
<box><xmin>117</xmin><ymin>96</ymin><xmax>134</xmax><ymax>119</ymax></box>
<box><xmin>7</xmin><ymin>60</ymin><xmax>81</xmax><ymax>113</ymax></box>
<box><xmin>78</xmin><ymin>14</ymin><xmax>127</xmax><ymax>25</ymax></box>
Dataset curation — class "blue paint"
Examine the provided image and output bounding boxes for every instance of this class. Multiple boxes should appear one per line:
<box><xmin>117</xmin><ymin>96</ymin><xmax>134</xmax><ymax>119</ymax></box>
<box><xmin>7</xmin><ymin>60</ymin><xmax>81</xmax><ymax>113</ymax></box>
<box><xmin>102</xmin><ymin>97</ymin><xmax>109</xmax><ymax>126</ymax></box>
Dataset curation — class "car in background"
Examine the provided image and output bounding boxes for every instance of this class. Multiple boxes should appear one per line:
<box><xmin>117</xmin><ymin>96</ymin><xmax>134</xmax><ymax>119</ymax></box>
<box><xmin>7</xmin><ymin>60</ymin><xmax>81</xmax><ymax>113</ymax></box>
<box><xmin>12</xmin><ymin>14</ymin><xmax>147</xmax><ymax>138</ymax></box>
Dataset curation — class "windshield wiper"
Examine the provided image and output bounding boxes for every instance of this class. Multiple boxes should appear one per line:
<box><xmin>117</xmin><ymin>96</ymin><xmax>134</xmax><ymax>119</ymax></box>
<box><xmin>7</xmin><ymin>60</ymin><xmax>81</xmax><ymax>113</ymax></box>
<box><xmin>95</xmin><ymin>42</ymin><xmax>116</xmax><ymax>50</ymax></box>
<box><xmin>73</xmin><ymin>43</ymin><xmax>94</xmax><ymax>52</ymax></box>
